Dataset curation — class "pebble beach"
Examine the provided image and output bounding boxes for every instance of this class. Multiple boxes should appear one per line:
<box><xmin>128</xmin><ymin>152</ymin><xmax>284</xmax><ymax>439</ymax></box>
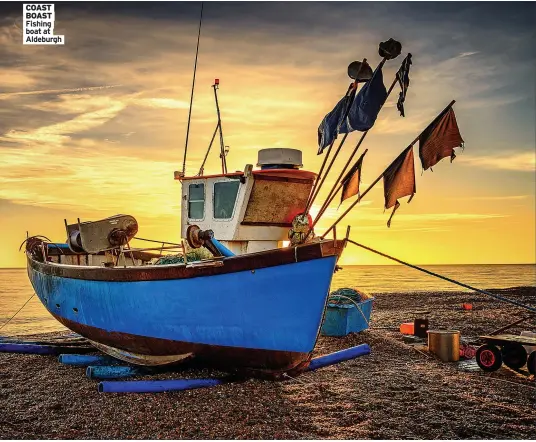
<box><xmin>1</xmin><ymin>287</ymin><xmax>535</xmax><ymax>439</ymax></box>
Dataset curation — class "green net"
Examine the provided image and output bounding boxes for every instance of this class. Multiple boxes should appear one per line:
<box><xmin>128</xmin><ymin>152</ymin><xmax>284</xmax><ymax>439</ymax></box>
<box><xmin>328</xmin><ymin>288</ymin><xmax>370</xmax><ymax>305</ymax></box>
<box><xmin>154</xmin><ymin>248</ymin><xmax>213</xmax><ymax>265</ymax></box>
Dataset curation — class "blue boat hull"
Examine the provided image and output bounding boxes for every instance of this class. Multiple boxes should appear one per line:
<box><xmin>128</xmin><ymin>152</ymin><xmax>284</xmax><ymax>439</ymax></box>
<box><xmin>27</xmin><ymin>240</ymin><xmax>344</xmax><ymax>374</ymax></box>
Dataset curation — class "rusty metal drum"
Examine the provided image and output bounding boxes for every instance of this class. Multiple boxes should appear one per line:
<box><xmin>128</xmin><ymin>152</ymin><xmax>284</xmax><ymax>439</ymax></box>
<box><xmin>427</xmin><ymin>330</ymin><xmax>460</xmax><ymax>362</ymax></box>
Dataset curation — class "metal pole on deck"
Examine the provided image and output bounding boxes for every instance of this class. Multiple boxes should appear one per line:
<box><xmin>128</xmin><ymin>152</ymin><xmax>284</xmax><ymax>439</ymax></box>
<box><xmin>212</xmin><ymin>79</ymin><xmax>227</xmax><ymax>174</ymax></box>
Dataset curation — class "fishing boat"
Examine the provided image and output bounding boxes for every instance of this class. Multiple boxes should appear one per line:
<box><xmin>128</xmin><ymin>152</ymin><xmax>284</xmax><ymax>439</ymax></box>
<box><xmin>26</xmin><ymin>31</ymin><xmax>489</xmax><ymax>378</ymax></box>
<box><xmin>25</xmin><ymin>147</ymin><xmax>348</xmax><ymax>376</ymax></box>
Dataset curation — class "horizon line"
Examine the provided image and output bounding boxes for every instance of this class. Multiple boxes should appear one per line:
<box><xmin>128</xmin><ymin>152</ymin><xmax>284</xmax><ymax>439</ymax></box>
<box><xmin>1</xmin><ymin>262</ymin><xmax>536</xmax><ymax>270</ymax></box>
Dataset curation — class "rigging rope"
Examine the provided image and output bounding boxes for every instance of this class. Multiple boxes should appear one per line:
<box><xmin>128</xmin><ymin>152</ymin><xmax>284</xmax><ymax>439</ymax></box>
<box><xmin>0</xmin><ymin>293</ymin><xmax>35</xmax><ymax>333</ymax></box>
<box><xmin>347</xmin><ymin>239</ymin><xmax>536</xmax><ymax>313</ymax></box>
<box><xmin>181</xmin><ymin>2</ymin><xmax>204</xmax><ymax>176</ymax></box>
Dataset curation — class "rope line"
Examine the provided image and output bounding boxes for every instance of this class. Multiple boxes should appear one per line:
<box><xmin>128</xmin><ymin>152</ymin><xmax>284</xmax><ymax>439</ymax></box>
<box><xmin>347</xmin><ymin>239</ymin><xmax>536</xmax><ymax>313</ymax></box>
<box><xmin>0</xmin><ymin>293</ymin><xmax>35</xmax><ymax>333</ymax></box>
<box><xmin>181</xmin><ymin>2</ymin><xmax>204</xmax><ymax>175</ymax></box>
<box><xmin>328</xmin><ymin>294</ymin><xmax>370</xmax><ymax>327</ymax></box>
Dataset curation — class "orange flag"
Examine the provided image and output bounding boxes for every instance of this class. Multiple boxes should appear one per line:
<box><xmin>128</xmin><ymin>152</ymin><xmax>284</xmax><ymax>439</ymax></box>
<box><xmin>340</xmin><ymin>149</ymin><xmax>368</xmax><ymax>205</ymax></box>
<box><xmin>419</xmin><ymin>106</ymin><xmax>464</xmax><ymax>171</ymax></box>
<box><xmin>383</xmin><ymin>146</ymin><xmax>416</xmax><ymax>227</ymax></box>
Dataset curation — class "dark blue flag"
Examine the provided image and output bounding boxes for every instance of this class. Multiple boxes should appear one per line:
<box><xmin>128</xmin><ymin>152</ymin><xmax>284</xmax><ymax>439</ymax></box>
<box><xmin>317</xmin><ymin>84</ymin><xmax>356</xmax><ymax>154</ymax></box>
<box><xmin>340</xmin><ymin>65</ymin><xmax>387</xmax><ymax>133</ymax></box>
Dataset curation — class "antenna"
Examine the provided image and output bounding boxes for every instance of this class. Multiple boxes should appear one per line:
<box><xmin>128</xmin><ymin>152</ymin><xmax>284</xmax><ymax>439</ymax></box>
<box><xmin>181</xmin><ymin>2</ymin><xmax>204</xmax><ymax>178</ymax></box>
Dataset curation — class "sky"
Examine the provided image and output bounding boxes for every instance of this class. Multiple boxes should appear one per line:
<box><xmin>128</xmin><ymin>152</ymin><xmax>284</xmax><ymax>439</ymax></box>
<box><xmin>0</xmin><ymin>1</ymin><xmax>535</xmax><ymax>267</ymax></box>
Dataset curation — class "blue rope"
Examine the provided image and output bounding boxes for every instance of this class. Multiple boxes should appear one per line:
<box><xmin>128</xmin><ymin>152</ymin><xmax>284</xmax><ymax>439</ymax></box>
<box><xmin>347</xmin><ymin>239</ymin><xmax>536</xmax><ymax>313</ymax></box>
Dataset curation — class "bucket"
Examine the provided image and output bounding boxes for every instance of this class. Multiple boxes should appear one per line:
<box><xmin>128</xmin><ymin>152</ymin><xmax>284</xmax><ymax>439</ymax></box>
<box><xmin>427</xmin><ymin>330</ymin><xmax>460</xmax><ymax>362</ymax></box>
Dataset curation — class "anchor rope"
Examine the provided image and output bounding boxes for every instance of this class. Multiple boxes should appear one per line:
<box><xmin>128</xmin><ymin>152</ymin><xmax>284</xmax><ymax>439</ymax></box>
<box><xmin>347</xmin><ymin>239</ymin><xmax>536</xmax><ymax>313</ymax></box>
<box><xmin>0</xmin><ymin>293</ymin><xmax>35</xmax><ymax>333</ymax></box>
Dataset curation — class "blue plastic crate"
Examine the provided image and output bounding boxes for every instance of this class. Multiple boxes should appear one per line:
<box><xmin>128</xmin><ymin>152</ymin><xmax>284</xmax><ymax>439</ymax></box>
<box><xmin>321</xmin><ymin>297</ymin><xmax>374</xmax><ymax>337</ymax></box>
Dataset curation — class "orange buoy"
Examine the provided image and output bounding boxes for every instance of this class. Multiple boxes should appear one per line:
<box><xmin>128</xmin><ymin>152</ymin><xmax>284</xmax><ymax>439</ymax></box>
<box><xmin>462</xmin><ymin>303</ymin><xmax>473</xmax><ymax>311</ymax></box>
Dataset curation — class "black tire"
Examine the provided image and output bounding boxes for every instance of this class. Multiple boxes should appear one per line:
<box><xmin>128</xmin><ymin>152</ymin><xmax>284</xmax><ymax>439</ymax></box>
<box><xmin>501</xmin><ymin>343</ymin><xmax>528</xmax><ymax>370</ymax></box>
<box><xmin>476</xmin><ymin>344</ymin><xmax>503</xmax><ymax>372</ymax></box>
<box><xmin>527</xmin><ymin>352</ymin><xmax>536</xmax><ymax>375</ymax></box>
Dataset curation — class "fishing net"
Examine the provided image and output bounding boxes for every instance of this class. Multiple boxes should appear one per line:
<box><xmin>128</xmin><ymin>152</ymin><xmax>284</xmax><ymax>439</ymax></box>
<box><xmin>328</xmin><ymin>288</ymin><xmax>371</xmax><ymax>305</ymax></box>
<box><xmin>154</xmin><ymin>248</ymin><xmax>212</xmax><ymax>265</ymax></box>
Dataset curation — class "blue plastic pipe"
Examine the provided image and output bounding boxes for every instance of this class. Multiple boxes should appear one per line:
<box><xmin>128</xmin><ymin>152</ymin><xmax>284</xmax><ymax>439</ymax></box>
<box><xmin>306</xmin><ymin>343</ymin><xmax>371</xmax><ymax>371</ymax></box>
<box><xmin>0</xmin><ymin>343</ymin><xmax>61</xmax><ymax>355</ymax></box>
<box><xmin>59</xmin><ymin>354</ymin><xmax>119</xmax><ymax>366</ymax></box>
<box><xmin>97</xmin><ymin>344</ymin><xmax>371</xmax><ymax>393</ymax></box>
<box><xmin>210</xmin><ymin>238</ymin><xmax>235</xmax><ymax>257</ymax></box>
<box><xmin>87</xmin><ymin>365</ymin><xmax>147</xmax><ymax>380</ymax></box>
<box><xmin>98</xmin><ymin>378</ymin><xmax>224</xmax><ymax>393</ymax></box>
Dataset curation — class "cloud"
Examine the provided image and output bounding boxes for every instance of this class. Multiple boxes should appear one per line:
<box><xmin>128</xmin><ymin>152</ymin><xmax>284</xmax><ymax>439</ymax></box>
<box><xmin>133</xmin><ymin>98</ymin><xmax>190</xmax><ymax>110</ymax></box>
<box><xmin>1</xmin><ymin>98</ymin><xmax>127</xmax><ymax>145</ymax></box>
<box><xmin>457</xmin><ymin>51</ymin><xmax>479</xmax><ymax>58</ymax></box>
<box><xmin>449</xmin><ymin>195</ymin><xmax>530</xmax><ymax>201</ymax></box>
<box><xmin>0</xmin><ymin>85</ymin><xmax>121</xmax><ymax>99</ymax></box>
<box><xmin>459</xmin><ymin>152</ymin><xmax>535</xmax><ymax>172</ymax></box>
<box><xmin>0</xmin><ymin>2</ymin><xmax>533</xmax><ymax>255</ymax></box>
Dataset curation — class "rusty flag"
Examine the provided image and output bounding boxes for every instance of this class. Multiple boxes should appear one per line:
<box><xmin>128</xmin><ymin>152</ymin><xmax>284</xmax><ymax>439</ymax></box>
<box><xmin>383</xmin><ymin>146</ymin><xmax>416</xmax><ymax>227</ymax></box>
<box><xmin>419</xmin><ymin>105</ymin><xmax>464</xmax><ymax>171</ymax></box>
<box><xmin>340</xmin><ymin>149</ymin><xmax>368</xmax><ymax>205</ymax></box>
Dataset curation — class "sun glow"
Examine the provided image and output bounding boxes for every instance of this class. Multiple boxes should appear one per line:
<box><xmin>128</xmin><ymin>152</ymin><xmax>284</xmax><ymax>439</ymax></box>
<box><xmin>0</xmin><ymin>6</ymin><xmax>534</xmax><ymax>268</ymax></box>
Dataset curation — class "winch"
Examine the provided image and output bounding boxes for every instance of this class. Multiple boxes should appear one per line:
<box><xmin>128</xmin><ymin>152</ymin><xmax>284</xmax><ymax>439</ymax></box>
<box><xmin>65</xmin><ymin>214</ymin><xmax>138</xmax><ymax>254</ymax></box>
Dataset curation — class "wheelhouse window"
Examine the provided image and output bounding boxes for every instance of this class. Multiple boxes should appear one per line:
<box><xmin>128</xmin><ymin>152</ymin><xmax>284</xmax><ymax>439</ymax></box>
<box><xmin>188</xmin><ymin>183</ymin><xmax>205</xmax><ymax>219</ymax></box>
<box><xmin>213</xmin><ymin>180</ymin><xmax>240</xmax><ymax>219</ymax></box>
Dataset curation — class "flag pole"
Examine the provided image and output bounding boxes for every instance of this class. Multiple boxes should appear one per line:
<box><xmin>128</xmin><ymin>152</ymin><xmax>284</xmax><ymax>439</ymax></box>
<box><xmin>320</xmin><ymin>99</ymin><xmax>456</xmax><ymax>238</ymax></box>
<box><xmin>312</xmin><ymin>131</ymin><xmax>369</xmax><ymax>226</ymax></box>
<box><xmin>320</xmin><ymin>168</ymin><xmax>384</xmax><ymax>238</ymax></box>
<box><xmin>304</xmin><ymin>133</ymin><xmax>349</xmax><ymax>213</ymax></box>
<box><xmin>313</xmin><ymin>73</ymin><xmax>399</xmax><ymax>226</ymax></box>
<box><xmin>304</xmin><ymin>58</ymin><xmax>381</xmax><ymax>215</ymax></box>
<box><xmin>304</xmin><ymin>139</ymin><xmax>337</xmax><ymax>213</ymax></box>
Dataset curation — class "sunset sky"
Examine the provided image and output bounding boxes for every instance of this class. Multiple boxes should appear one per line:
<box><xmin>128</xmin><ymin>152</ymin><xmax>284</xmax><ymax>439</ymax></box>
<box><xmin>0</xmin><ymin>2</ymin><xmax>535</xmax><ymax>267</ymax></box>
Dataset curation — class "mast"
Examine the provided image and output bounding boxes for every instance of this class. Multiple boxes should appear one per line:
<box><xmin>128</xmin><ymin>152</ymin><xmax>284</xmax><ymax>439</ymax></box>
<box><xmin>212</xmin><ymin>79</ymin><xmax>227</xmax><ymax>174</ymax></box>
<box><xmin>181</xmin><ymin>2</ymin><xmax>204</xmax><ymax>177</ymax></box>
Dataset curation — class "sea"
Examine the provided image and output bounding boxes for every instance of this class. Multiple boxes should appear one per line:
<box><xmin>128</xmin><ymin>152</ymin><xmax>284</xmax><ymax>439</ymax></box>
<box><xmin>0</xmin><ymin>265</ymin><xmax>535</xmax><ymax>336</ymax></box>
